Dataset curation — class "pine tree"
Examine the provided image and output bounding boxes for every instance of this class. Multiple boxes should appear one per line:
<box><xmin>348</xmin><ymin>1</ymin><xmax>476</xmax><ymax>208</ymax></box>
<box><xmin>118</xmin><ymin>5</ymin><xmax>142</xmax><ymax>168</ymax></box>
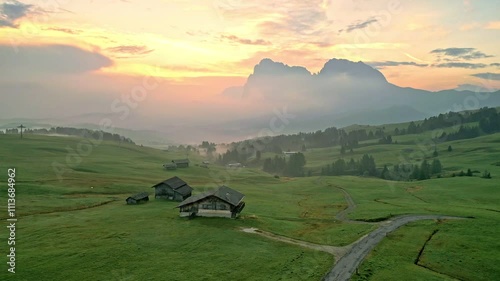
<box><xmin>381</xmin><ymin>165</ymin><xmax>389</xmax><ymax>179</ymax></box>
<box><xmin>419</xmin><ymin>160</ymin><xmax>430</xmax><ymax>180</ymax></box>
<box><xmin>482</xmin><ymin>170</ymin><xmax>491</xmax><ymax>179</ymax></box>
<box><xmin>411</xmin><ymin>165</ymin><xmax>420</xmax><ymax>180</ymax></box>
<box><xmin>466</xmin><ymin>168</ymin><xmax>473</xmax><ymax>177</ymax></box>
<box><xmin>431</xmin><ymin>159</ymin><xmax>442</xmax><ymax>174</ymax></box>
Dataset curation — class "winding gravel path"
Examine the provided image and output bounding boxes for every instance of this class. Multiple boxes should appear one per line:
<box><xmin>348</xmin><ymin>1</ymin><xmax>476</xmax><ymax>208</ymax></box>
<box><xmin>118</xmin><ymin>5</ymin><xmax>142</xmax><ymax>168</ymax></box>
<box><xmin>241</xmin><ymin>185</ymin><xmax>468</xmax><ymax>281</ymax></box>
<box><xmin>326</xmin><ymin>185</ymin><xmax>467</xmax><ymax>280</ymax></box>
<box><xmin>323</xmin><ymin>214</ymin><xmax>466</xmax><ymax>281</ymax></box>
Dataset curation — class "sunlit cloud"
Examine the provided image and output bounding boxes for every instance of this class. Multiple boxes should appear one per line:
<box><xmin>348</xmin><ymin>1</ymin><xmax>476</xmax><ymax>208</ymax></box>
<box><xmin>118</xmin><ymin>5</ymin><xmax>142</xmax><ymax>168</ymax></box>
<box><xmin>431</xmin><ymin>47</ymin><xmax>493</xmax><ymax>61</ymax></box>
<box><xmin>344</xmin><ymin>17</ymin><xmax>378</xmax><ymax>33</ymax></box>
<box><xmin>471</xmin><ymin>72</ymin><xmax>500</xmax><ymax>81</ymax></box>
<box><xmin>367</xmin><ymin>61</ymin><xmax>428</xmax><ymax>69</ymax></box>
<box><xmin>485</xmin><ymin>21</ymin><xmax>500</xmax><ymax>30</ymax></box>
<box><xmin>459</xmin><ymin>22</ymin><xmax>480</xmax><ymax>31</ymax></box>
<box><xmin>220</xmin><ymin>34</ymin><xmax>271</xmax><ymax>46</ymax></box>
<box><xmin>0</xmin><ymin>0</ymin><xmax>34</xmax><ymax>28</ymax></box>
<box><xmin>0</xmin><ymin>43</ymin><xmax>112</xmax><ymax>73</ymax></box>
<box><xmin>44</xmin><ymin>27</ymin><xmax>82</xmax><ymax>35</ymax></box>
<box><xmin>434</xmin><ymin>62</ymin><xmax>487</xmax><ymax>69</ymax></box>
<box><xmin>0</xmin><ymin>0</ymin><xmax>498</xmax><ymax>91</ymax></box>
<box><xmin>106</xmin><ymin>45</ymin><xmax>154</xmax><ymax>58</ymax></box>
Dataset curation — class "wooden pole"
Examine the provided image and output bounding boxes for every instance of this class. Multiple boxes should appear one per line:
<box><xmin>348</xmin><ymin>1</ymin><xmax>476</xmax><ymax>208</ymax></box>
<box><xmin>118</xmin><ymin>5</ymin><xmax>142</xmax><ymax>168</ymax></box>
<box><xmin>18</xmin><ymin>124</ymin><xmax>25</xmax><ymax>139</ymax></box>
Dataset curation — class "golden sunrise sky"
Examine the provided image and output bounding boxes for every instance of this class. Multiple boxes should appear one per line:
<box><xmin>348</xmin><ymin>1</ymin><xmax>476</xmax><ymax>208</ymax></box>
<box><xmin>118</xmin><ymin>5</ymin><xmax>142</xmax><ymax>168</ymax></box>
<box><xmin>1</xmin><ymin>0</ymin><xmax>499</xmax><ymax>90</ymax></box>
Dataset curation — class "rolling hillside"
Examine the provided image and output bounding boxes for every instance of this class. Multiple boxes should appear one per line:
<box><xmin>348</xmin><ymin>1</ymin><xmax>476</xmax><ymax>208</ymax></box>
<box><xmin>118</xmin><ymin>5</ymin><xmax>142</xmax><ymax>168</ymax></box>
<box><xmin>0</xmin><ymin>132</ymin><xmax>499</xmax><ymax>280</ymax></box>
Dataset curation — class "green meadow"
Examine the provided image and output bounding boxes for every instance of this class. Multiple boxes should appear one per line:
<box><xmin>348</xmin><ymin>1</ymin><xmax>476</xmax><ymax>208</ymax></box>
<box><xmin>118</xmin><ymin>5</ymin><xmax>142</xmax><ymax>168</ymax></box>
<box><xmin>0</xmin><ymin>131</ymin><xmax>499</xmax><ymax>280</ymax></box>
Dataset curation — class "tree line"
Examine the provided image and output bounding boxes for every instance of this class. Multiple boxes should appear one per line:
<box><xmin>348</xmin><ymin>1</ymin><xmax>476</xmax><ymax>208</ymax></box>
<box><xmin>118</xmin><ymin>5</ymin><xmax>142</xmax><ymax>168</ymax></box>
<box><xmin>225</xmin><ymin>107</ymin><xmax>499</xmax><ymax>157</ymax></box>
<box><xmin>320</xmin><ymin>154</ymin><xmax>443</xmax><ymax>181</ymax></box>
<box><xmin>262</xmin><ymin>152</ymin><xmax>306</xmax><ymax>177</ymax></box>
<box><xmin>2</xmin><ymin>127</ymin><xmax>135</xmax><ymax>144</ymax></box>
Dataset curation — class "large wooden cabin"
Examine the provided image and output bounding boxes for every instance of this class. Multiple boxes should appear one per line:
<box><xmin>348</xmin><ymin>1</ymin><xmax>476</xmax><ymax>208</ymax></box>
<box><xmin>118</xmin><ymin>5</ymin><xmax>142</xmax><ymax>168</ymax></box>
<box><xmin>177</xmin><ymin>186</ymin><xmax>245</xmax><ymax>218</ymax></box>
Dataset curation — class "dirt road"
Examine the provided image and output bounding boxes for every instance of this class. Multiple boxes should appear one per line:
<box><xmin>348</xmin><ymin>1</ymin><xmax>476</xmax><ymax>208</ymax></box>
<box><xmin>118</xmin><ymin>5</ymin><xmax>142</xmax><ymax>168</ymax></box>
<box><xmin>242</xmin><ymin>227</ymin><xmax>352</xmax><ymax>260</ymax></box>
<box><xmin>322</xmin><ymin>215</ymin><xmax>466</xmax><ymax>281</ymax></box>
<box><xmin>334</xmin><ymin>186</ymin><xmax>357</xmax><ymax>222</ymax></box>
<box><xmin>241</xmin><ymin>185</ymin><xmax>468</xmax><ymax>281</ymax></box>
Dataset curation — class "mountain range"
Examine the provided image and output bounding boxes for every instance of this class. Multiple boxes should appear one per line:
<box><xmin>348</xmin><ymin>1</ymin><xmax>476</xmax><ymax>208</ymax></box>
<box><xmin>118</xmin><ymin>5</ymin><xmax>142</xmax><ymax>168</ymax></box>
<box><xmin>219</xmin><ymin>58</ymin><xmax>500</xmax><ymax>136</ymax></box>
<box><xmin>4</xmin><ymin>58</ymin><xmax>499</xmax><ymax>144</ymax></box>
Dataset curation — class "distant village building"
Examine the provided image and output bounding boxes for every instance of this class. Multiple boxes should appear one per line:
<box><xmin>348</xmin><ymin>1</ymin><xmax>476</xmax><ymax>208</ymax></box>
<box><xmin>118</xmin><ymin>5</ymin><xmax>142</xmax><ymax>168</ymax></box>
<box><xmin>227</xmin><ymin>163</ymin><xmax>242</xmax><ymax>168</ymax></box>
<box><xmin>126</xmin><ymin>192</ymin><xmax>149</xmax><ymax>205</ymax></box>
<box><xmin>152</xmin><ymin>176</ymin><xmax>193</xmax><ymax>201</ymax></box>
<box><xmin>283</xmin><ymin>151</ymin><xmax>299</xmax><ymax>156</ymax></box>
<box><xmin>177</xmin><ymin>186</ymin><xmax>245</xmax><ymax>218</ymax></box>
<box><xmin>163</xmin><ymin>163</ymin><xmax>177</xmax><ymax>170</ymax></box>
<box><xmin>172</xmin><ymin>159</ymin><xmax>190</xmax><ymax>168</ymax></box>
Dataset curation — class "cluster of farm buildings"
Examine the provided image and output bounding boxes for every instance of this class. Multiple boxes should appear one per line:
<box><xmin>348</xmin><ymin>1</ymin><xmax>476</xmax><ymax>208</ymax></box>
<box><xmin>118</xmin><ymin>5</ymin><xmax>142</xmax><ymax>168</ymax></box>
<box><xmin>125</xmin><ymin>159</ymin><xmax>246</xmax><ymax>219</ymax></box>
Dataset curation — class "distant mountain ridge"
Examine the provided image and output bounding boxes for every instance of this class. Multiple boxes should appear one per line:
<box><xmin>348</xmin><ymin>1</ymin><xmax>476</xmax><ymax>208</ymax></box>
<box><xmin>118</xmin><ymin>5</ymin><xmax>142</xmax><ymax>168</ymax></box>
<box><xmin>211</xmin><ymin>57</ymin><xmax>500</xmax><ymax>142</ymax></box>
<box><xmin>240</xmin><ymin>57</ymin><xmax>500</xmax><ymax>115</ymax></box>
<box><xmin>318</xmin><ymin>58</ymin><xmax>387</xmax><ymax>82</ymax></box>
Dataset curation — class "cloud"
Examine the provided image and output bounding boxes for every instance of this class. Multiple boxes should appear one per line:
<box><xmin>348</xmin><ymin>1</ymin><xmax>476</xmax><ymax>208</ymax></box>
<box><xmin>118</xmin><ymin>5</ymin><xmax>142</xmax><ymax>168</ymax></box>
<box><xmin>0</xmin><ymin>44</ymin><xmax>112</xmax><ymax>77</ymax></box>
<box><xmin>430</xmin><ymin>47</ymin><xmax>493</xmax><ymax>60</ymax></box>
<box><xmin>0</xmin><ymin>0</ymin><xmax>34</xmax><ymax>28</ymax></box>
<box><xmin>485</xmin><ymin>21</ymin><xmax>500</xmax><ymax>30</ymax></box>
<box><xmin>45</xmin><ymin>27</ymin><xmax>82</xmax><ymax>35</ymax></box>
<box><xmin>367</xmin><ymin>61</ymin><xmax>428</xmax><ymax>69</ymax></box>
<box><xmin>491</xmin><ymin>63</ymin><xmax>500</xmax><ymax>67</ymax></box>
<box><xmin>459</xmin><ymin>22</ymin><xmax>480</xmax><ymax>31</ymax></box>
<box><xmin>455</xmin><ymin>83</ymin><xmax>497</xmax><ymax>92</ymax></box>
<box><xmin>471</xmin><ymin>73</ymin><xmax>500</xmax><ymax>81</ymax></box>
<box><xmin>251</xmin><ymin>0</ymin><xmax>334</xmax><ymax>39</ymax></box>
<box><xmin>185</xmin><ymin>30</ymin><xmax>210</xmax><ymax>37</ymax></box>
<box><xmin>434</xmin><ymin>62</ymin><xmax>487</xmax><ymax>69</ymax></box>
<box><xmin>106</xmin><ymin>45</ymin><xmax>154</xmax><ymax>57</ymax></box>
<box><xmin>463</xmin><ymin>0</ymin><xmax>473</xmax><ymax>11</ymax></box>
<box><xmin>160</xmin><ymin>64</ymin><xmax>215</xmax><ymax>73</ymax></box>
<box><xmin>345</xmin><ymin>17</ymin><xmax>378</xmax><ymax>33</ymax></box>
<box><xmin>221</xmin><ymin>34</ymin><xmax>271</xmax><ymax>46</ymax></box>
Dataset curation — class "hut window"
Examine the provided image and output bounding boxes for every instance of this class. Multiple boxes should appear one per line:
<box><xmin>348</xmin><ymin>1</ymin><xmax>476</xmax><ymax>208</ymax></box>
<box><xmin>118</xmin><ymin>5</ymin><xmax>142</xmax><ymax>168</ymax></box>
<box><xmin>219</xmin><ymin>204</ymin><xmax>227</xmax><ymax>210</ymax></box>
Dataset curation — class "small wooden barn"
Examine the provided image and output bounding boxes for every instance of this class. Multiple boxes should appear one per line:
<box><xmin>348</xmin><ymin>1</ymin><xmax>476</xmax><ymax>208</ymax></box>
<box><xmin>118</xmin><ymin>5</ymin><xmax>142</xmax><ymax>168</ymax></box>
<box><xmin>152</xmin><ymin>176</ymin><xmax>193</xmax><ymax>201</ymax></box>
<box><xmin>172</xmin><ymin>159</ymin><xmax>189</xmax><ymax>168</ymax></box>
<box><xmin>126</xmin><ymin>192</ymin><xmax>149</xmax><ymax>205</ymax></box>
<box><xmin>177</xmin><ymin>186</ymin><xmax>245</xmax><ymax>218</ymax></box>
<box><xmin>163</xmin><ymin>163</ymin><xmax>177</xmax><ymax>170</ymax></box>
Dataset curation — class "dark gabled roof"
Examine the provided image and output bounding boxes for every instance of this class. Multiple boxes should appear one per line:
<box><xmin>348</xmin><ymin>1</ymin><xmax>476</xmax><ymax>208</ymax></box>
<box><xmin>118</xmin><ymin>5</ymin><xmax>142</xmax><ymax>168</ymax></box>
<box><xmin>214</xmin><ymin>186</ymin><xmax>244</xmax><ymax>206</ymax></box>
<box><xmin>127</xmin><ymin>192</ymin><xmax>149</xmax><ymax>200</ymax></box>
<box><xmin>172</xmin><ymin>159</ymin><xmax>189</xmax><ymax>164</ymax></box>
<box><xmin>175</xmin><ymin>185</ymin><xmax>193</xmax><ymax>196</ymax></box>
<box><xmin>151</xmin><ymin>176</ymin><xmax>193</xmax><ymax>196</ymax></box>
<box><xmin>152</xmin><ymin>176</ymin><xmax>186</xmax><ymax>189</ymax></box>
<box><xmin>176</xmin><ymin>190</ymin><xmax>213</xmax><ymax>207</ymax></box>
<box><xmin>177</xmin><ymin>185</ymin><xmax>244</xmax><ymax>208</ymax></box>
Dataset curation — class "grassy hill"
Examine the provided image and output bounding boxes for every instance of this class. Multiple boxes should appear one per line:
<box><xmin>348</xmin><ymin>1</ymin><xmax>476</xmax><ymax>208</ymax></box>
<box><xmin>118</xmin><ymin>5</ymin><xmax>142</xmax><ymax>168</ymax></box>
<box><xmin>302</xmin><ymin>128</ymin><xmax>499</xmax><ymax>174</ymax></box>
<box><xmin>0</xmin><ymin>133</ymin><xmax>499</xmax><ymax>280</ymax></box>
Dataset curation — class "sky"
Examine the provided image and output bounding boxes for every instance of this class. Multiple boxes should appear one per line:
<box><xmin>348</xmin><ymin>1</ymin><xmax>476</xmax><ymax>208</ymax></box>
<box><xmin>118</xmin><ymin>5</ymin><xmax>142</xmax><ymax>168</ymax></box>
<box><xmin>0</xmin><ymin>0</ymin><xmax>499</xmax><ymax>141</ymax></box>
